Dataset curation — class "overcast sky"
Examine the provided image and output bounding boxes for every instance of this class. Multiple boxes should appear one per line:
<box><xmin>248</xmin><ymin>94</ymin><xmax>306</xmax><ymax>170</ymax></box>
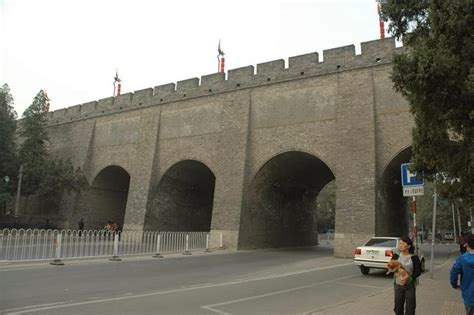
<box><xmin>1</xmin><ymin>0</ymin><xmax>388</xmax><ymax>116</ymax></box>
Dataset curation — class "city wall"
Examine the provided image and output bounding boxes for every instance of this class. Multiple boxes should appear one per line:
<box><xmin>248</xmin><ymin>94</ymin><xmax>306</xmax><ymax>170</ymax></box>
<box><xmin>44</xmin><ymin>38</ymin><xmax>413</xmax><ymax>257</ymax></box>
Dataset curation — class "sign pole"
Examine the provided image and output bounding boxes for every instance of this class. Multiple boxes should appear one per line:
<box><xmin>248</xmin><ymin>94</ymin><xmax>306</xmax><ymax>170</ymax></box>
<box><xmin>413</xmin><ymin>196</ymin><xmax>418</xmax><ymax>254</ymax></box>
<box><xmin>401</xmin><ymin>163</ymin><xmax>424</xmax><ymax>255</ymax></box>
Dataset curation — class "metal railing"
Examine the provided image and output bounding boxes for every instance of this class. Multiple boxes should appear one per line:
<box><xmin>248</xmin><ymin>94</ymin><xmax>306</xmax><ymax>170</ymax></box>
<box><xmin>0</xmin><ymin>229</ymin><xmax>214</xmax><ymax>263</ymax></box>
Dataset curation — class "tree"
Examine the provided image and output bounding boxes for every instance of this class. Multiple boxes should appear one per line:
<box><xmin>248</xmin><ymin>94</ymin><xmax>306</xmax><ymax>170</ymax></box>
<box><xmin>381</xmin><ymin>1</ymin><xmax>474</xmax><ymax>207</ymax></box>
<box><xmin>17</xmin><ymin>90</ymin><xmax>86</xmax><ymax>212</ymax></box>
<box><xmin>18</xmin><ymin>90</ymin><xmax>50</xmax><ymax>196</ymax></box>
<box><xmin>316</xmin><ymin>181</ymin><xmax>335</xmax><ymax>232</ymax></box>
<box><xmin>0</xmin><ymin>84</ymin><xmax>18</xmax><ymax>213</ymax></box>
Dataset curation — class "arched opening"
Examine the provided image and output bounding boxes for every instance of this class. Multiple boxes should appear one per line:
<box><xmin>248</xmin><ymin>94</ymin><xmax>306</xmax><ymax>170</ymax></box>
<box><xmin>376</xmin><ymin>147</ymin><xmax>412</xmax><ymax>236</ymax></box>
<box><xmin>79</xmin><ymin>165</ymin><xmax>130</xmax><ymax>230</ymax></box>
<box><xmin>240</xmin><ymin>151</ymin><xmax>335</xmax><ymax>249</ymax></box>
<box><xmin>145</xmin><ymin>160</ymin><xmax>215</xmax><ymax>231</ymax></box>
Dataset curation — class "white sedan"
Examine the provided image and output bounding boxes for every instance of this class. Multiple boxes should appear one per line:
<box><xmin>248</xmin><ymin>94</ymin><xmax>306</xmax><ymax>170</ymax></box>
<box><xmin>353</xmin><ymin>237</ymin><xmax>425</xmax><ymax>275</ymax></box>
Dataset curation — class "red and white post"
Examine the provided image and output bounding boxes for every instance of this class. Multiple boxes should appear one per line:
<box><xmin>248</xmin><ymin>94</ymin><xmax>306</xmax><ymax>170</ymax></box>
<box><xmin>413</xmin><ymin>196</ymin><xmax>418</xmax><ymax>254</ymax></box>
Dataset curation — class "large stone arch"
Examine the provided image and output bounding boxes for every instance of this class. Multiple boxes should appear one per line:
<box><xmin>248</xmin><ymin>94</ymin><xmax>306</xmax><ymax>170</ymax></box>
<box><xmin>240</xmin><ymin>151</ymin><xmax>335</xmax><ymax>249</ymax></box>
<box><xmin>145</xmin><ymin>159</ymin><xmax>216</xmax><ymax>231</ymax></box>
<box><xmin>77</xmin><ymin>165</ymin><xmax>130</xmax><ymax>230</ymax></box>
<box><xmin>376</xmin><ymin>146</ymin><xmax>412</xmax><ymax>236</ymax></box>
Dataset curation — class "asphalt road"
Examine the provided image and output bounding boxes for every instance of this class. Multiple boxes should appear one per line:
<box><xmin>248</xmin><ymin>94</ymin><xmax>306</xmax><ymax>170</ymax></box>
<box><xmin>0</xmin><ymin>243</ymin><xmax>456</xmax><ymax>315</ymax></box>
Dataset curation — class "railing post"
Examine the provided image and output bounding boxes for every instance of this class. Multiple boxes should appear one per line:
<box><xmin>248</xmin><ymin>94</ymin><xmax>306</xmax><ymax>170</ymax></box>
<box><xmin>50</xmin><ymin>233</ymin><xmax>64</xmax><ymax>265</ymax></box>
<box><xmin>153</xmin><ymin>233</ymin><xmax>163</xmax><ymax>258</ymax></box>
<box><xmin>183</xmin><ymin>233</ymin><xmax>191</xmax><ymax>255</ymax></box>
<box><xmin>220</xmin><ymin>232</ymin><xmax>223</xmax><ymax>249</ymax></box>
<box><xmin>204</xmin><ymin>233</ymin><xmax>211</xmax><ymax>252</ymax></box>
<box><xmin>109</xmin><ymin>233</ymin><xmax>122</xmax><ymax>261</ymax></box>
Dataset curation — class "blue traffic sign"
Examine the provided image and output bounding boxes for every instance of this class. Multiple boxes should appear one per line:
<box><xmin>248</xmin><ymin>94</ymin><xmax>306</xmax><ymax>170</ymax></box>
<box><xmin>401</xmin><ymin>163</ymin><xmax>424</xmax><ymax>187</ymax></box>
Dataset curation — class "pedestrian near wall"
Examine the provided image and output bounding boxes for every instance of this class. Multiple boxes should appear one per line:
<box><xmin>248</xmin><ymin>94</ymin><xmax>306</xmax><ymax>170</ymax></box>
<box><xmin>78</xmin><ymin>218</ymin><xmax>84</xmax><ymax>230</ymax></box>
<box><xmin>391</xmin><ymin>236</ymin><xmax>422</xmax><ymax>315</ymax></box>
<box><xmin>78</xmin><ymin>218</ymin><xmax>84</xmax><ymax>236</ymax></box>
<box><xmin>450</xmin><ymin>234</ymin><xmax>474</xmax><ymax>315</ymax></box>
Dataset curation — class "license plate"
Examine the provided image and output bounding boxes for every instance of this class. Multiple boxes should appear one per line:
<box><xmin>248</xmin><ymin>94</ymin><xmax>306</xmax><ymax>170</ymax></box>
<box><xmin>366</xmin><ymin>250</ymin><xmax>379</xmax><ymax>255</ymax></box>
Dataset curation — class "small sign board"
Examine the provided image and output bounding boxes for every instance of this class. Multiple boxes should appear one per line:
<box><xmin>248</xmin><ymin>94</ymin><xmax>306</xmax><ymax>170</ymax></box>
<box><xmin>403</xmin><ymin>186</ymin><xmax>424</xmax><ymax>197</ymax></box>
<box><xmin>401</xmin><ymin>163</ymin><xmax>424</xmax><ymax>187</ymax></box>
<box><xmin>401</xmin><ymin>163</ymin><xmax>424</xmax><ymax>196</ymax></box>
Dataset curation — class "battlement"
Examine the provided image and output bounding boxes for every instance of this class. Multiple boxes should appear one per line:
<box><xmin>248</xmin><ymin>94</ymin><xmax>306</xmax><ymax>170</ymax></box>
<box><xmin>47</xmin><ymin>38</ymin><xmax>401</xmax><ymax>125</ymax></box>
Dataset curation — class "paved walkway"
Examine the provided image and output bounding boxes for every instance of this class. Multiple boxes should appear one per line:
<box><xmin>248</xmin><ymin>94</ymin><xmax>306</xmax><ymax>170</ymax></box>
<box><xmin>310</xmin><ymin>254</ymin><xmax>465</xmax><ymax>315</ymax></box>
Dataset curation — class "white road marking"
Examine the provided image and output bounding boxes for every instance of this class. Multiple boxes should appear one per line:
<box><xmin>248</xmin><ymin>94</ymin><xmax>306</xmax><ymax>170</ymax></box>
<box><xmin>1</xmin><ymin>262</ymin><xmax>353</xmax><ymax>314</ymax></box>
<box><xmin>332</xmin><ymin>281</ymin><xmax>388</xmax><ymax>289</ymax></box>
<box><xmin>201</xmin><ymin>274</ymin><xmax>359</xmax><ymax>314</ymax></box>
<box><xmin>303</xmin><ymin>286</ymin><xmax>393</xmax><ymax>314</ymax></box>
<box><xmin>0</xmin><ymin>301</ymin><xmax>73</xmax><ymax>313</ymax></box>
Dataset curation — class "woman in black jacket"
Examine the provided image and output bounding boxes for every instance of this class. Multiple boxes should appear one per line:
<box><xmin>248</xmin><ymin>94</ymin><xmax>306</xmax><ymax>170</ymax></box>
<box><xmin>391</xmin><ymin>236</ymin><xmax>422</xmax><ymax>315</ymax></box>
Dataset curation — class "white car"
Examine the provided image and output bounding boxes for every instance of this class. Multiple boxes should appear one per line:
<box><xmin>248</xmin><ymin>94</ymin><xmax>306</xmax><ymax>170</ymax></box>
<box><xmin>353</xmin><ymin>237</ymin><xmax>425</xmax><ymax>275</ymax></box>
<box><xmin>444</xmin><ymin>232</ymin><xmax>454</xmax><ymax>241</ymax></box>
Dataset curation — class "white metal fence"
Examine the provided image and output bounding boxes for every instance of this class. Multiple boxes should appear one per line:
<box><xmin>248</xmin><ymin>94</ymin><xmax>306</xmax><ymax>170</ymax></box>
<box><xmin>0</xmin><ymin>229</ymin><xmax>215</xmax><ymax>263</ymax></box>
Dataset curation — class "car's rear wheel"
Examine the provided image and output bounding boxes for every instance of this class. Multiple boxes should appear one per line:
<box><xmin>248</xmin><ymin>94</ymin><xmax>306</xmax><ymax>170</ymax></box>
<box><xmin>360</xmin><ymin>266</ymin><xmax>370</xmax><ymax>275</ymax></box>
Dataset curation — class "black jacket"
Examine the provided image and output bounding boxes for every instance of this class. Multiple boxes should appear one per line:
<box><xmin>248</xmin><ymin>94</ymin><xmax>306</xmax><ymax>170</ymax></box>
<box><xmin>392</xmin><ymin>253</ymin><xmax>422</xmax><ymax>279</ymax></box>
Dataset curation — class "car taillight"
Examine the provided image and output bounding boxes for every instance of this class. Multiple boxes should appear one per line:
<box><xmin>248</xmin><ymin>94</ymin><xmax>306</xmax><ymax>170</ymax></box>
<box><xmin>385</xmin><ymin>250</ymin><xmax>393</xmax><ymax>257</ymax></box>
<box><xmin>354</xmin><ymin>248</ymin><xmax>361</xmax><ymax>255</ymax></box>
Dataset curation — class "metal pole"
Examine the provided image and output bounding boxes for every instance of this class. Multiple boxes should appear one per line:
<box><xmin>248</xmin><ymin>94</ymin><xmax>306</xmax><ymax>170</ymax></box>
<box><xmin>14</xmin><ymin>165</ymin><xmax>23</xmax><ymax>217</ymax></box>
<box><xmin>50</xmin><ymin>234</ymin><xmax>64</xmax><ymax>265</ymax></box>
<box><xmin>109</xmin><ymin>233</ymin><xmax>121</xmax><ymax>261</ymax></box>
<box><xmin>457</xmin><ymin>205</ymin><xmax>462</xmax><ymax>237</ymax></box>
<box><xmin>430</xmin><ymin>188</ymin><xmax>437</xmax><ymax>279</ymax></box>
<box><xmin>183</xmin><ymin>233</ymin><xmax>191</xmax><ymax>255</ymax></box>
<box><xmin>413</xmin><ymin>196</ymin><xmax>418</xmax><ymax>254</ymax></box>
<box><xmin>153</xmin><ymin>233</ymin><xmax>163</xmax><ymax>258</ymax></box>
<box><xmin>452</xmin><ymin>203</ymin><xmax>457</xmax><ymax>241</ymax></box>
<box><xmin>204</xmin><ymin>233</ymin><xmax>211</xmax><ymax>252</ymax></box>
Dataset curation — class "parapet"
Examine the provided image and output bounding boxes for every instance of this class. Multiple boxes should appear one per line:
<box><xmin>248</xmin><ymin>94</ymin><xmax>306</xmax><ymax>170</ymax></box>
<box><xmin>46</xmin><ymin>38</ymin><xmax>398</xmax><ymax>125</ymax></box>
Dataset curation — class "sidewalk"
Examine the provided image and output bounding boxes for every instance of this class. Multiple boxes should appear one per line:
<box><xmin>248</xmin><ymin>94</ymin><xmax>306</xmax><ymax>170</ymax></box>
<box><xmin>311</xmin><ymin>255</ymin><xmax>465</xmax><ymax>315</ymax></box>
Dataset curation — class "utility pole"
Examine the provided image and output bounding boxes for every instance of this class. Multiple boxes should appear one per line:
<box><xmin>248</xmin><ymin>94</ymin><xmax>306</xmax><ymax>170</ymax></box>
<box><xmin>457</xmin><ymin>204</ymin><xmax>462</xmax><ymax>236</ymax></box>
<box><xmin>452</xmin><ymin>203</ymin><xmax>457</xmax><ymax>239</ymax></box>
<box><xmin>430</xmin><ymin>187</ymin><xmax>437</xmax><ymax>279</ymax></box>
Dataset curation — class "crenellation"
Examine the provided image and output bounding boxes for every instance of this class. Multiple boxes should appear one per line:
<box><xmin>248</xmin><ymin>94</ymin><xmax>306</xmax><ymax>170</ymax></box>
<box><xmin>154</xmin><ymin>83</ymin><xmax>176</xmax><ymax>94</ymax></box>
<box><xmin>52</xmin><ymin>108</ymin><xmax>67</xmax><ymax>119</ymax></box>
<box><xmin>132</xmin><ymin>88</ymin><xmax>153</xmax><ymax>107</ymax></box>
<box><xmin>45</xmin><ymin>39</ymin><xmax>402</xmax><ymax>126</ymax></box>
<box><xmin>96</xmin><ymin>97</ymin><xmax>114</xmax><ymax>112</ymax></box>
<box><xmin>81</xmin><ymin>101</ymin><xmax>98</xmax><ymax>115</ymax></box>
<box><xmin>153</xmin><ymin>83</ymin><xmax>176</xmax><ymax>103</ymax></box>
<box><xmin>201</xmin><ymin>72</ymin><xmax>225</xmax><ymax>90</ymax></box>
<box><xmin>68</xmin><ymin>104</ymin><xmax>82</xmax><ymax>113</ymax></box>
<box><xmin>323</xmin><ymin>45</ymin><xmax>356</xmax><ymax>62</ymax></box>
<box><xmin>176</xmin><ymin>78</ymin><xmax>200</xmax><ymax>93</ymax></box>
<box><xmin>288</xmin><ymin>52</ymin><xmax>319</xmax><ymax>69</ymax></box>
<box><xmin>65</xmin><ymin>104</ymin><xmax>83</xmax><ymax>120</ymax></box>
<box><xmin>227</xmin><ymin>66</ymin><xmax>255</xmax><ymax>85</ymax></box>
<box><xmin>256</xmin><ymin>59</ymin><xmax>285</xmax><ymax>75</ymax></box>
<box><xmin>114</xmin><ymin>93</ymin><xmax>133</xmax><ymax>110</ymax></box>
<box><xmin>360</xmin><ymin>38</ymin><xmax>396</xmax><ymax>61</ymax></box>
